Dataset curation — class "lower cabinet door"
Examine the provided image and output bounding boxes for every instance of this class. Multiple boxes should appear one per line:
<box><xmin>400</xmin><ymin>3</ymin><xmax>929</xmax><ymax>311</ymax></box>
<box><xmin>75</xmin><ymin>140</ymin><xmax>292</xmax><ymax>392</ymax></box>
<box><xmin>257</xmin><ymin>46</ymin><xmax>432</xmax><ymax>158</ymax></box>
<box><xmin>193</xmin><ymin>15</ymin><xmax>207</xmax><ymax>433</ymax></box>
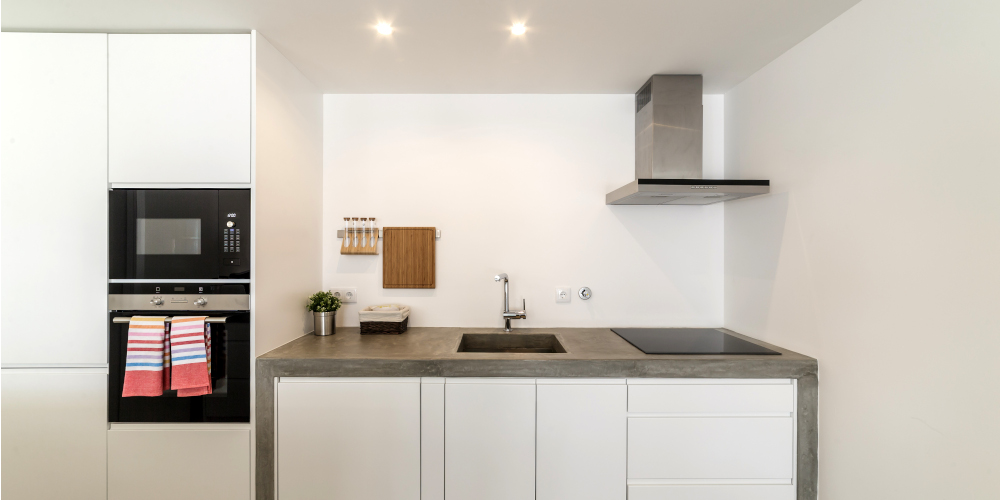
<box><xmin>627</xmin><ymin>485</ymin><xmax>795</xmax><ymax>500</ymax></box>
<box><xmin>108</xmin><ymin>425</ymin><xmax>250</xmax><ymax>500</ymax></box>
<box><xmin>536</xmin><ymin>379</ymin><xmax>627</xmax><ymax>500</ymax></box>
<box><xmin>276</xmin><ymin>378</ymin><xmax>421</xmax><ymax>500</ymax></box>
<box><xmin>628</xmin><ymin>417</ymin><xmax>794</xmax><ymax>480</ymax></box>
<box><xmin>445</xmin><ymin>378</ymin><xmax>536</xmax><ymax>500</ymax></box>
<box><xmin>1</xmin><ymin>369</ymin><xmax>108</xmax><ymax>500</ymax></box>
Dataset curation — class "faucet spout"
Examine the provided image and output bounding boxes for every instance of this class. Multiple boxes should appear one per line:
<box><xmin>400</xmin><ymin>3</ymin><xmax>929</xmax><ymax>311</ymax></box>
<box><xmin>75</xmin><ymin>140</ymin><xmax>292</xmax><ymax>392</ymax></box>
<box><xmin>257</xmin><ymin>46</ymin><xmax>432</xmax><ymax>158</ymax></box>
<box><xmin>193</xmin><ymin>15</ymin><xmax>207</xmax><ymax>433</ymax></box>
<box><xmin>494</xmin><ymin>273</ymin><xmax>525</xmax><ymax>332</ymax></box>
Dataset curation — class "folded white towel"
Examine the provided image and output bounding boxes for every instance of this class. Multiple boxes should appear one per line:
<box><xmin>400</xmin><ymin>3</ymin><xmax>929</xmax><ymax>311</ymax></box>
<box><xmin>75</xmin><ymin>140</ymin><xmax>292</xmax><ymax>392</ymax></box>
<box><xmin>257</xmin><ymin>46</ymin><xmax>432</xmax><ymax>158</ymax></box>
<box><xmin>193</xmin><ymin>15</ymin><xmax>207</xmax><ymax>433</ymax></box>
<box><xmin>360</xmin><ymin>305</ymin><xmax>409</xmax><ymax>322</ymax></box>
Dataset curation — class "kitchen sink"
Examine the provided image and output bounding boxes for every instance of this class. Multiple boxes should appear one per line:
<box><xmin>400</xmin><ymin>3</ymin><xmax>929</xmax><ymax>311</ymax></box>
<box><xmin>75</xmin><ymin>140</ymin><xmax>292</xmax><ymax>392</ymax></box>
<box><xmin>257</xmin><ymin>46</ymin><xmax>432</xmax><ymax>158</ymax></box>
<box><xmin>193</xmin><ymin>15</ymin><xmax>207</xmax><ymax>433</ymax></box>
<box><xmin>457</xmin><ymin>333</ymin><xmax>567</xmax><ymax>353</ymax></box>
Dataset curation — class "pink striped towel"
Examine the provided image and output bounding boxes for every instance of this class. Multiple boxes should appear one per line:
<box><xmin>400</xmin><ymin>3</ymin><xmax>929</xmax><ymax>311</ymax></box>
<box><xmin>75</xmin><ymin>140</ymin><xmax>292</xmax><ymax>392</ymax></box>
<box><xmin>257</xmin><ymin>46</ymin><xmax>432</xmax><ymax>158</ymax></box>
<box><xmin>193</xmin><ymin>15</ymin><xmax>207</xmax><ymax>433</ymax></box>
<box><xmin>122</xmin><ymin>316</ymin><xmax>168</xmax><ymax>397</ymax></box>
<box><xmin>170</xmin><ymin>316</ymin><xmax>213</xmax><ymax>397</ymax></box>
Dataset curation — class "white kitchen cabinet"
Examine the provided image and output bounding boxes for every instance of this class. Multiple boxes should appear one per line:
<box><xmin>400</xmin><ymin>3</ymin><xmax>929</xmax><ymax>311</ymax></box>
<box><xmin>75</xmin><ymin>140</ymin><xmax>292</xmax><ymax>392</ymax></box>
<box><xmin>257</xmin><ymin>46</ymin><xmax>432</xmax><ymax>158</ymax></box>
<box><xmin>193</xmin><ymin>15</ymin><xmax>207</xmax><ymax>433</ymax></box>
<box><xmin>445</xmin><ymin>378</ymin><xmax>536</xmax><ymax>500</ymax></box>
<box><xmin>628</xmin><ymin>380</ymin><xmax>794</xmax><ymax>414</ymax></box>
<box><xmin>108</xmin><ymin>34</ymin><xmax>251</xmax><ymax>184</ymax></box>
<box><xmin>628</xmin><ymin>416</ymin><xmax>794</xmax><ymax>479</ymax></box>
<box><xmin>0</xmin><ymin>32</ymin><xmax>109</xmax><ymax>365</ymax></box>
<box><xmin>108</xmin><ymin>424</ymin><xmax>250</xmax><ymax>500</ymax></box>
<box><xmin>276</xmin><ymin>378</ymin><xmax>420</xmax><ymax>500</ymax></box>
<box><xmin>1</xmin><ymin>369</ymin><xmax>108</xmax><ymax>500</ymax></box>
<box><xmin>627</xmin><ymin>485</ymin><xmax>795</xmax><ymax>500</ymax></box>
<box><xmin>421</xmin><ymin>378</ymin><xmax>446</xmax><ymax>500</ymax></box>
<box><xmin>536</xmin><ymin>379</ymin><xmax>627</xmax><ymax>500</ymax></box>
<box><xmin>626</xmin><ymin>379</ymin><xmax>796</xmax><ymax>495</ymax></box>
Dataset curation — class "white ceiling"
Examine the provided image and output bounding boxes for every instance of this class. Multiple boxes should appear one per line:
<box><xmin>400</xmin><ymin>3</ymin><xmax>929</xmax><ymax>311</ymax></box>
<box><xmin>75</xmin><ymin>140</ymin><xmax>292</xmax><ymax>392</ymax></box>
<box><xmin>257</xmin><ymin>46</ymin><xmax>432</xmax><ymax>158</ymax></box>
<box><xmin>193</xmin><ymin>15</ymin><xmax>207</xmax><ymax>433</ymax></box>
<box><xmin>1</xmin><ymin>0</ymin><xmax>861</xmax><ymax>94</ymax></box>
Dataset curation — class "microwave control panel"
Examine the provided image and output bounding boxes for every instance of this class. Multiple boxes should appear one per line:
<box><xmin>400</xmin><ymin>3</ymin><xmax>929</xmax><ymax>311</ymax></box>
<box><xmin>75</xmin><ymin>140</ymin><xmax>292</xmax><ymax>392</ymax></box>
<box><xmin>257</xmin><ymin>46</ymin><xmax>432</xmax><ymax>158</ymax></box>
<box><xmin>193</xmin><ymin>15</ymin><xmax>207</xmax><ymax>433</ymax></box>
<box><xmin>219</xmin><ymin>190</ymin><xmax>250</xmax><ymax>271</ymax></box>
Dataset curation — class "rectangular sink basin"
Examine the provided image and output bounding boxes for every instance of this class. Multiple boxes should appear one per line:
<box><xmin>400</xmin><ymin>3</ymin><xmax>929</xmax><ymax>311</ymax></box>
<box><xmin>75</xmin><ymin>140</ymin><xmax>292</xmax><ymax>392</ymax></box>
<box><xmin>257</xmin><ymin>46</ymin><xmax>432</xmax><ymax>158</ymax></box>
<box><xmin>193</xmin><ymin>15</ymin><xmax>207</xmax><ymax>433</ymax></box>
<box><xmin>458</xmin><ymin>333</ymin><xmax>566</xmax><ymax>353</ymax></box>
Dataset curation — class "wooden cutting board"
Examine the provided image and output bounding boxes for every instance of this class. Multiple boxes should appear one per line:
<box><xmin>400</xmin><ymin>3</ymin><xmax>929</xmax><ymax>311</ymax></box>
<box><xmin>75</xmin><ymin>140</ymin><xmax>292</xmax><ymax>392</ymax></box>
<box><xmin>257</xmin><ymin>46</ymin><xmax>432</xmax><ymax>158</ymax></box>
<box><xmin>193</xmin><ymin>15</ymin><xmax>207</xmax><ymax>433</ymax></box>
<box><xmin>382</xmin><ymin>227</ymin><xmax>435</xmax><ymax>289</ymax></box>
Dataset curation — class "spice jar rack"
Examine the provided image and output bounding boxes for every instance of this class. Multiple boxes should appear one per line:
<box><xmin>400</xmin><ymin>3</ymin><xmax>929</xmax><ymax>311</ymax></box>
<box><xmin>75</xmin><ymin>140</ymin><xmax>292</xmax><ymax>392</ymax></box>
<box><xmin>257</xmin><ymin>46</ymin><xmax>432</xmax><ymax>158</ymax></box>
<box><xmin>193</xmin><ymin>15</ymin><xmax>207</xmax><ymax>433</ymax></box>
<box><xmin>339</xmin><ymin>217</ymin><xmax>379</xmax><ymax>255</ymax></box>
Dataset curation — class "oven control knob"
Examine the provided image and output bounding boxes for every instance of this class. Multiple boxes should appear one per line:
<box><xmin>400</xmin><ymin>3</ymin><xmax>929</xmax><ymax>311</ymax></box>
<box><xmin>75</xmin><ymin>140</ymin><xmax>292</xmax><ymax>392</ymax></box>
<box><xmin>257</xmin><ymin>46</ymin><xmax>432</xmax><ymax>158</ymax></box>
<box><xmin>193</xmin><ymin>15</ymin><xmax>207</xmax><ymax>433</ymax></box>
<box><xmin>226</xmin><ymin>221</ymin><xmax>234</xmax><ymax>228</ymax></box>
<box><xmin>150</xmin><ymin>297</ymin><xmax>164</xmax><ymax>306</ymax></box>
<box><xmin>194</xmin><ymin>297</ymin><xmax>208</xmax><ymax>306</ymax></box>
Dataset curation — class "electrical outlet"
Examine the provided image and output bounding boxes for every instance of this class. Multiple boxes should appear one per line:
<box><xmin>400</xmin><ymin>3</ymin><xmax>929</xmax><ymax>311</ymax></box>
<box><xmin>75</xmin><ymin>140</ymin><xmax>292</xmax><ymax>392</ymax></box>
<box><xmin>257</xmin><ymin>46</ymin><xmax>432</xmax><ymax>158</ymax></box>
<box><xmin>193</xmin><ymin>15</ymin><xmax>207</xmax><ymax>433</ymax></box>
<box><xmin>329</xmin><ymin>288</ymin><xmax>357</xmax><ymax>303</ymax></box>
<box><xmin>555</xmin><ymin>287</ymin><xmax>572</xmax><ymax>303</ymax></box>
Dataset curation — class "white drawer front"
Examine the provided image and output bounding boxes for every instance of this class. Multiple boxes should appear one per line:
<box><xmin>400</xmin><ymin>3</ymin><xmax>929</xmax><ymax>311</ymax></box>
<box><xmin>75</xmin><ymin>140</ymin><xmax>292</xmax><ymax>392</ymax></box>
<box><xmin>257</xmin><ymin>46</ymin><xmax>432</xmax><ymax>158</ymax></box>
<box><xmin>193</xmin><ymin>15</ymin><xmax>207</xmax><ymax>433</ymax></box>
<box><xmin>628</xmin><ymin>485</ymin><xmax>794</xmax><ymax>500</ymax></box>
<box><xmin>628</xmin><ymin>383</ymin><xmax>793</xmax><ymax>414</ymax></box>
<box><xmin>628</xmin><ymin>417</ymin><xmax>794</xmax><ymax>479</ymax></box>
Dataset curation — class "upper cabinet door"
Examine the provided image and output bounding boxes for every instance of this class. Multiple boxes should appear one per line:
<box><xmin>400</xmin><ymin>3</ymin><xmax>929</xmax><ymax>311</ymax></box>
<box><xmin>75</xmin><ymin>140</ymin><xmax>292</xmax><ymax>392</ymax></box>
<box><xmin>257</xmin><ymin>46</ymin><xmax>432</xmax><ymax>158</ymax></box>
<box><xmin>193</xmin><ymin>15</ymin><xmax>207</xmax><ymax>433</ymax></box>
<box><xmin>0</xmin><ymin>33</ymin><xmax>109</xmax><ymax>365</ymax></box>
<box><xmin>108</xmin><ymin>34</ymin><xmax>251</xmax><ymax>184</ymax></box>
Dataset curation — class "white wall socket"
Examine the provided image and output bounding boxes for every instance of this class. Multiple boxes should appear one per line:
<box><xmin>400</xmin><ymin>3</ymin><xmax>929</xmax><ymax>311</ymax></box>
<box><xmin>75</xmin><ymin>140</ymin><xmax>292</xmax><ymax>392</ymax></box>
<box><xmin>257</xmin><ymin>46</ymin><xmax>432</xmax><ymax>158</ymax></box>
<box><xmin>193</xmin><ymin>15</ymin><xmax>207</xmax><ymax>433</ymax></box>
<box><xmin>555</xmin><ymin>287</ymin><xmax>572</xmax><ymax>303</ymax></box>
<box><xmin>330</xmin><ymin>288</ymin><xmax>357</xmax><ymax>303</ymax></box>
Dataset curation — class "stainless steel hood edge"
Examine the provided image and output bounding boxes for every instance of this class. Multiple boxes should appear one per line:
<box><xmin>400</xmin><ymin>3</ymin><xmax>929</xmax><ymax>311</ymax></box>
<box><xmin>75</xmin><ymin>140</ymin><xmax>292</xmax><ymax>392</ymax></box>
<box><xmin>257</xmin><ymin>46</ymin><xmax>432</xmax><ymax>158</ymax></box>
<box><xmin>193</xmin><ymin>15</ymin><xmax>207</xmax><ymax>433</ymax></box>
<box><xmin>606</xmin><ymin>75</ymin><xmax>770</xmax><ymax>206</ymax></box>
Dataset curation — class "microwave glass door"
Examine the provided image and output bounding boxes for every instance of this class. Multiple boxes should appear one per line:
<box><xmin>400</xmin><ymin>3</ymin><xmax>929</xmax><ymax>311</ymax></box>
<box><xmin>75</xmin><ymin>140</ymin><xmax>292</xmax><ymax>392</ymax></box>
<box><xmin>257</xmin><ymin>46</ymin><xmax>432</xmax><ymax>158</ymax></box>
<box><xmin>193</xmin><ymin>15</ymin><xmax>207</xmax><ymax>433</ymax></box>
<box><xmin>111</xmin><ymin>190</ymin><xmax>220</xmax><ymax>279</ymax></box>
<box><xmin>136</xmin><ymin>218</ymin><xmax>202</xmax><ymax>255</ymax></box>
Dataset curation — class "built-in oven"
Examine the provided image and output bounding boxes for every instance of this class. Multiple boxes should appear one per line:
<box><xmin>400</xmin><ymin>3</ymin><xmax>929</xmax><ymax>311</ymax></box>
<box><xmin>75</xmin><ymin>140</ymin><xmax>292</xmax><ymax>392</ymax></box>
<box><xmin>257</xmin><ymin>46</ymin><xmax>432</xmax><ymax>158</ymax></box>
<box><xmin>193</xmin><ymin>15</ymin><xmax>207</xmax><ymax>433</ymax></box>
<box><xmin>108</xmin><ymin>289</ymin><xmax>250</xmax><ymax>423</ymax></box>
<box><xmin>109</xmin><ymin>189</ymin><xmax>249</xmax><ymax>280</ymax></box>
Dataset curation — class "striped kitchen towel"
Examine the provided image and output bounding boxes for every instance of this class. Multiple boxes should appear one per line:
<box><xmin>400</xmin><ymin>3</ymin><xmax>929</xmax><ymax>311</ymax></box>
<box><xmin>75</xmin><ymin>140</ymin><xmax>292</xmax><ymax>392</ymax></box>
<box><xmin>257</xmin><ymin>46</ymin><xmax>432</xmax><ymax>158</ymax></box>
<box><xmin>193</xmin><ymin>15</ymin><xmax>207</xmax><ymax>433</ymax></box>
<box><xmin>170</xmin><ymin>316</ymin><xmax>212</xmax><ymax>397</ymax></box>
<box><xmin>122</xmin><ymin>316</ymin><xmax>168</xmax><ymax>397</ymax></box>
<box><xmin>162</xmin><ymin>320</ymin><xmax>171</xmax><ymax>391</ymax></box>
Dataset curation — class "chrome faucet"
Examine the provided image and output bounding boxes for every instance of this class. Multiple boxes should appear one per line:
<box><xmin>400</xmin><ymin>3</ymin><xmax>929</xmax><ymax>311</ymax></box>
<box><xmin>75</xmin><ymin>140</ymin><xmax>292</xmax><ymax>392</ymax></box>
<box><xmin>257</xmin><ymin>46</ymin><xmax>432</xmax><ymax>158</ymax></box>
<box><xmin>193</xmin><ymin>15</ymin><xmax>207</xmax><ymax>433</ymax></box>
<box><xmin>494</xmin><ymin>273</ymin><xmax>526</xmax><ymax>332</ymax></box>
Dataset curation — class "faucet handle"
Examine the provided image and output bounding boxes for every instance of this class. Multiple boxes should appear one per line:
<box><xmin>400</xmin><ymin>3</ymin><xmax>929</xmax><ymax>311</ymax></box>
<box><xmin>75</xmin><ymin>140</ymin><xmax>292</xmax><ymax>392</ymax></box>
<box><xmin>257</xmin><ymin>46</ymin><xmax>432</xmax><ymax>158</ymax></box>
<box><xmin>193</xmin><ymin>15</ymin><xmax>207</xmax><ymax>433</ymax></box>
<box><xmin>522</xmin><ymin>298</ymin><xmax>526</xmax><ymax>312</ymax></box>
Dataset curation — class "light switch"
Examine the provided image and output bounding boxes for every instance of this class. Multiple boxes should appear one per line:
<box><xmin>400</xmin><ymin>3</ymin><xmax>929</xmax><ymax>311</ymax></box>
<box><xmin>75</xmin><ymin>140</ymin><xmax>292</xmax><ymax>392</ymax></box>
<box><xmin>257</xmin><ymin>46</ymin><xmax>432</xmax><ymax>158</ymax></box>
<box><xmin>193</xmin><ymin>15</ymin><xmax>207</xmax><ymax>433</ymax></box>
<box><xmin>555</xmin><ymin>287</ymin><xmax>571</xmax><ymax>303</ymax></box>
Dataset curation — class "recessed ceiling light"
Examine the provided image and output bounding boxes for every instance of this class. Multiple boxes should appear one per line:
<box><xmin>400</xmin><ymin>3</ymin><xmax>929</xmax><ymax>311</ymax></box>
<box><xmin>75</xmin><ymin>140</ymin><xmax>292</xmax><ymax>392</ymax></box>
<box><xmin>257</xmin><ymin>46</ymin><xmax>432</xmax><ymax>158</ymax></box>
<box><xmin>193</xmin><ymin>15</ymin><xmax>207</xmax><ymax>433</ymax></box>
<box><xmin>376</xmin><ymin>22</ymin><xmax>393</xmax><ymax>35</ymax></box>
<box><xmin>511</xmin><ymin>23</ymin><xmax>526</xmax><ymax>35</ymax></box>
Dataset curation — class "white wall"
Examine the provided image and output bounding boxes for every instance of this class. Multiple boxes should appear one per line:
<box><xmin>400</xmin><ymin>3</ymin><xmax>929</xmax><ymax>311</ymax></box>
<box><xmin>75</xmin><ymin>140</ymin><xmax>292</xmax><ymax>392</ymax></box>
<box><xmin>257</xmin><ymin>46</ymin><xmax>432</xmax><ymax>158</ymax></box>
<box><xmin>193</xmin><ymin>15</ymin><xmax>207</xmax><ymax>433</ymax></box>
<box><xmin>323</xmin><ymin>95</ymin><xmax>724</xmax><ymax>327</ymax></box>
<box><xmin>723</xmin><ymin>0</ymin><xmax>1000</xmax><ymax>498</ymax></box>
<box><xmin>253</xmin><ymin>33</ymin><xmax>324</xmax><ymax>356</ymax></box>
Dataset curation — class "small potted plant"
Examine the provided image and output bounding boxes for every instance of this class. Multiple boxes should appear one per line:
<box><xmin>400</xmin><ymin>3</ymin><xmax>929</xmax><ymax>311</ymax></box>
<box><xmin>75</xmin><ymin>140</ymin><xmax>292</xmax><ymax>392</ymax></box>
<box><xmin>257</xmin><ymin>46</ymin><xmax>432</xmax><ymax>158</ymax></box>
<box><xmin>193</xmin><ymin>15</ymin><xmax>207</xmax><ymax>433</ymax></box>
<box><xmin>307</xmin><ymin>291</ymin><xmax>342</xmax><ymax>336</ymax></box>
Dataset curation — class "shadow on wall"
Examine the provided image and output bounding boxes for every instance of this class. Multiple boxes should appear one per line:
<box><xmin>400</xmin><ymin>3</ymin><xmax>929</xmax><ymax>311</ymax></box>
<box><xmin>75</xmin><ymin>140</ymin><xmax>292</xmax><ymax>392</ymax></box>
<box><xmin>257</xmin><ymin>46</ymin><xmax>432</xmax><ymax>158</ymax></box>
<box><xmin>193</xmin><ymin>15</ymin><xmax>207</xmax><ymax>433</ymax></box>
<box><xmin>724</xmin><ymin>192</ymin><xmax>789</xmax><ymax>333</ymax></box>
<box><xmin>336</xmin><ymin>254</ymin><xmax>377</xmax><ymax>274</ymax></box>
<box><xmin>609</xmin><ymin>205</ymin><xmax>723</xmax><ymax>320</ymax></box>
<box><xmin>334</xmin><ymin>253</ymin><xmax>437</xmax><ymax>298</ymax></box>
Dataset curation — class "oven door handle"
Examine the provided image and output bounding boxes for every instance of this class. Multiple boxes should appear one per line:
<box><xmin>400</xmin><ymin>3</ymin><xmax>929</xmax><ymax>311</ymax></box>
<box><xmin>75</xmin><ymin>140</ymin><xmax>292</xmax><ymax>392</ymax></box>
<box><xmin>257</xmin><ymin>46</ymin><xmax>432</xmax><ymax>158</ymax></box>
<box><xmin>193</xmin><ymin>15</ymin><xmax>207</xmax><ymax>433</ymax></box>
<box><xmin>111</xmin><ymin>316</ymin><xmax>230</xmax><ymax>324</ymax></box>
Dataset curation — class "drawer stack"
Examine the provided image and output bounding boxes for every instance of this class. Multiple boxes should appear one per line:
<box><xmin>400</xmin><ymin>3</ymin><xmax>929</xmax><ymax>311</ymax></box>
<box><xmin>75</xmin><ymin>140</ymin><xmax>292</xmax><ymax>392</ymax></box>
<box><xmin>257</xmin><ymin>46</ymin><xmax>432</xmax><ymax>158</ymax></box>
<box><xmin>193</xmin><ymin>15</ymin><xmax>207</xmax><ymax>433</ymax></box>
<box><xmin>626</xmin><ymin>379</ymin><xmax>796</xmax><ymax>500</ymax></box>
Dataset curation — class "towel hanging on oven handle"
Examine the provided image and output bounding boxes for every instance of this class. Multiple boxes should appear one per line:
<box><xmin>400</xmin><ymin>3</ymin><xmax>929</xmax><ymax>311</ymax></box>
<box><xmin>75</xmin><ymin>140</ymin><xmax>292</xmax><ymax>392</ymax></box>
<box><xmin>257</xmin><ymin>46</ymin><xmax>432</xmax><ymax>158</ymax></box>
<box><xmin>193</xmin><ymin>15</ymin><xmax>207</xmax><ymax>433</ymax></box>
<box><xmin>112</xmin><ymin>316</ymin><xmax>230</xmax><ymax>324</ymax></box>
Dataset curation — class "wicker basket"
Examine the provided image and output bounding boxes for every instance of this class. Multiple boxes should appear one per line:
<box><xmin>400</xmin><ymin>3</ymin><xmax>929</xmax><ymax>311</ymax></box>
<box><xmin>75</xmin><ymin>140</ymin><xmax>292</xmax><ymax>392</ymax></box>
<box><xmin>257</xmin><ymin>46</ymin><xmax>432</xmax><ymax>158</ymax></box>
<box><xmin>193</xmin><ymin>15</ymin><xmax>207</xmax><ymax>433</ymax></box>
<box><xmin>359</xmin><ymin>305</ymin><xmax>410</xmax><ymax>335</ymax></box>
<box><xmin>360</xmin><ymin>316</ymin><xmax>409</xmax><ymax>335</ymax></box>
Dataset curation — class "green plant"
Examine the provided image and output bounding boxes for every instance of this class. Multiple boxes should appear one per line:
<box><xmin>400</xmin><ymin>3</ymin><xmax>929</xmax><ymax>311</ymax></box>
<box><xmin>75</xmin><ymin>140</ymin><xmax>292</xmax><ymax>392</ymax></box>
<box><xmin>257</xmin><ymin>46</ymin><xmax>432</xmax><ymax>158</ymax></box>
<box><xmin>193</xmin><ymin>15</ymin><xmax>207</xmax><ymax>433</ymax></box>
<box><xmin>307</xmin><ymin>291</ymin><xmax>342</xmax><ymax>313</ymax></box>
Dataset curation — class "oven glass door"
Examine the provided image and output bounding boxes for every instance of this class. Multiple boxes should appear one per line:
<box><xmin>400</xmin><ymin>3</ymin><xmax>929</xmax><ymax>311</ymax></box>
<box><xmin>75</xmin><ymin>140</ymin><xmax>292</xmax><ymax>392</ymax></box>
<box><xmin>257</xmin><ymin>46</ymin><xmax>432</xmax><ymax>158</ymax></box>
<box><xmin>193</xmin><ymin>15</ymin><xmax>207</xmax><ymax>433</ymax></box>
<box><xmin>110</xmin><ymin>190</ymin><xmax>220</xmax><ymax>280</ymax></box>
<box><xmin>108</xmin><ymin>312</ymin><xmax>250</xmax><ymax>423</ymax></box>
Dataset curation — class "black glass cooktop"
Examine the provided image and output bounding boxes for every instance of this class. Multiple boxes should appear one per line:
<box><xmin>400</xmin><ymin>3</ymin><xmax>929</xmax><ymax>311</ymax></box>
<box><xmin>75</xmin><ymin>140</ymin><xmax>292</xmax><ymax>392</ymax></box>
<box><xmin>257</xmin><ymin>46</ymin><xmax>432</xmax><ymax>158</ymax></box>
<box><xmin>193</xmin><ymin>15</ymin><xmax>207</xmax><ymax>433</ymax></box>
<box><xmin>611</xmin><ymin>328</ymin><xmax>780</xmax><ymax>355</ymax></box>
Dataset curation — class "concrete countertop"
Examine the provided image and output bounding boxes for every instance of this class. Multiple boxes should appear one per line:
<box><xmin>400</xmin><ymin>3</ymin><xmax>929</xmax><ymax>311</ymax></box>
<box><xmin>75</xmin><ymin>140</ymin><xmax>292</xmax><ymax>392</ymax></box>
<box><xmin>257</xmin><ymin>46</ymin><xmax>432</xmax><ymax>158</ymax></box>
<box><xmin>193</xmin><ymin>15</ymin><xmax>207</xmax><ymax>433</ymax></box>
<box><xmin>255</xmin><ymin>327</ymin><xmax>818</xmax><ymax>500</ymax></box>
<box><xmin>257</xmin><ymin>326</ymin><xmax>816</xmax><ymax>377</ymax></box>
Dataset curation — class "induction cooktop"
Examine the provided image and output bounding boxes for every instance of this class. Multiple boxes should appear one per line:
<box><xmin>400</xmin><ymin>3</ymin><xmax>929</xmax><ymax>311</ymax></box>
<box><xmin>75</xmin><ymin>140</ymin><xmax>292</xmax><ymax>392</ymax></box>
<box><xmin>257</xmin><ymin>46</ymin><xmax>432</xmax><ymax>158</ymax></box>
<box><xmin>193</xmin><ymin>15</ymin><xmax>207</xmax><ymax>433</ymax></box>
<box><xmin>611</xmin><ymin>328</ymin><xmax>781</xmax><ymax>355</ymax></box>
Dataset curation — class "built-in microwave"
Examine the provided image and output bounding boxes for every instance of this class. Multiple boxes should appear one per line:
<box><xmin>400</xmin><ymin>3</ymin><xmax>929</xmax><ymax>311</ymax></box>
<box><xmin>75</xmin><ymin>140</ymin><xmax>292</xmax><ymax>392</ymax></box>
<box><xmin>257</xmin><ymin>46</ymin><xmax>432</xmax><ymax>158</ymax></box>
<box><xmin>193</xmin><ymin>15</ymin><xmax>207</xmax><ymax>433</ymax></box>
<box><xmin>109</xmin><ymin>189</ymin><xmax>250</xmax><ymax>281</ymax></box>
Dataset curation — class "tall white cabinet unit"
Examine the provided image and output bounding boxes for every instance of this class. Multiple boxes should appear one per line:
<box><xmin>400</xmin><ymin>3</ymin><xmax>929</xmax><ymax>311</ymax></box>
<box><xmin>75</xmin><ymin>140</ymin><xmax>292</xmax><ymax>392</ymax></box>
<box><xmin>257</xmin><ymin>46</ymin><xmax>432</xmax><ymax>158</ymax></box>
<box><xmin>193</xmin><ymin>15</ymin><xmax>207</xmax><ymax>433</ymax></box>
<box><xmin>0</xmin><ymin>32</ymin><xmax>109</xmax><ymax>365</ymax></box>
<box><xmin>0</xmin><ymin>32</ymin><xmax>110</xmax><ymax>500</ymax></box>
<box><xmin>1</xmin><ymin>370</ymin><xmax>108</xmax><ymax>500</ymax></box>
<box><xmin>275</xmin><ymin>378</ymin><xmax>421</xmax><ymax>500</ymax></box>
<box><xmin>108</xmin><ymin>425</ymin><xmax>251</xmax><ymax>500</ymax></box>
<box><xmin>108</xmin><ymin>34</ymin><xmax>251</xmax><ymax>184</ymax></box>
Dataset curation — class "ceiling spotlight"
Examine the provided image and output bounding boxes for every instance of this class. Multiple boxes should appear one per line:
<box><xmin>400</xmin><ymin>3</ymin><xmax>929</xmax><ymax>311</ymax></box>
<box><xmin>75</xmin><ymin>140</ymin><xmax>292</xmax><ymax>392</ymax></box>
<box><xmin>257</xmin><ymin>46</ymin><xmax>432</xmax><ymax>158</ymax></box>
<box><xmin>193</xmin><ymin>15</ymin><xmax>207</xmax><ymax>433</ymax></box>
<box><xmin>511</xmin><ymin>23</ymin><xmax>526</xmax><ymax>35</ymax></box>
<box><xmin>376</xmin><ymin>22</ymin><xmax>393</xmax><ymax>35</ymax></box>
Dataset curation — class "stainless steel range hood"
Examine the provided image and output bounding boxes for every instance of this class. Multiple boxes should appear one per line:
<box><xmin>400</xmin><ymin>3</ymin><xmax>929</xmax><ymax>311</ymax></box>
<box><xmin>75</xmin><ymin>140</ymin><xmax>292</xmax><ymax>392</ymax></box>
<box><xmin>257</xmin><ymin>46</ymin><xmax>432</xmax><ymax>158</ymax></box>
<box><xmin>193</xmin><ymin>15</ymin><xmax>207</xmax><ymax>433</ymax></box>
<box><xmin>606</xmin><ymin>75</ymin><xmax>769</xmax><ymax>205</ymax></box>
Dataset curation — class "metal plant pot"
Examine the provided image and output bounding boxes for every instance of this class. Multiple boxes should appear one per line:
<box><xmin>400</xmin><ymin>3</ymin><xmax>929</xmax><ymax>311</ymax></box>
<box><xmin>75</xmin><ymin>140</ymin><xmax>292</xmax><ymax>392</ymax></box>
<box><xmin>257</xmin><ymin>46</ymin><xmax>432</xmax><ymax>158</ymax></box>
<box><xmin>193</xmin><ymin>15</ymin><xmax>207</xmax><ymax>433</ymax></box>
<box><xmin>313</xmin><ymin>311</ymin><xmax>336</xmax><ymax>336</ymax></box>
